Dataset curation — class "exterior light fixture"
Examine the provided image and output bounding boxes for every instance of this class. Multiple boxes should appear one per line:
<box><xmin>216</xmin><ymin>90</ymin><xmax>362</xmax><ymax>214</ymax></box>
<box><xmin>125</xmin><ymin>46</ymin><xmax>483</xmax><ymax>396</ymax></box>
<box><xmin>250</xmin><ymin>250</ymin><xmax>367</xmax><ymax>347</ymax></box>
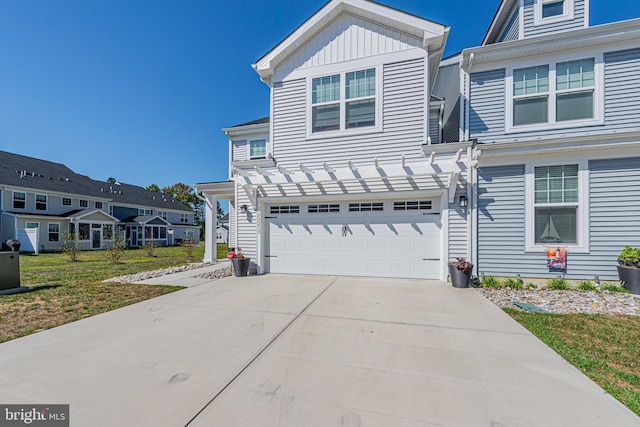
<box><xmin>240</xmin><ymin>204</ymin><xmax>248</xmax><ymax>214</ymax></box>
<box><xmin>459</xmin><ymin>195</ymin><xmax>468</xmax><ymax>209</ymax></box>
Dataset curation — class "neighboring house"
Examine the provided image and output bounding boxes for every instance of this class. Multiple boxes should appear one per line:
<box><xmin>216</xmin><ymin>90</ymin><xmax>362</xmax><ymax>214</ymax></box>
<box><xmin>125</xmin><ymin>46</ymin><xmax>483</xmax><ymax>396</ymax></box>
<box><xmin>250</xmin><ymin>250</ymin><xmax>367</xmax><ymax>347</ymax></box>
<box><xmin>198</xmin><ymin>0</ymin><xmax>640</xmax><ymax>281</ymax></box>
<box><xmin>461</xmin><ymin>0</ymin><xmax>640</xmax><ymax>280</ymax></box>
<box><xmin>217</xmin><ymin>213</ymin><xmax>229</xmax><ymax>244</ymax></box>
<box><xmin>0</xmin><ymin>150</ymin><xmax>199</xmax><ymax>252</ymax></box>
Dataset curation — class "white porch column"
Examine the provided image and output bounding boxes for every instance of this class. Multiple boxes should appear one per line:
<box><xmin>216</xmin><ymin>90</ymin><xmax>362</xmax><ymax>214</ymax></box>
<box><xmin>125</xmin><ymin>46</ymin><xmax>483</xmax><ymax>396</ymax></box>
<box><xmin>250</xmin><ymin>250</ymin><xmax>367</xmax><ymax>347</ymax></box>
<box><xmin>203</xmin><ymin>193</ymin><xmax>217</xmax><ymax>263</ymax></box>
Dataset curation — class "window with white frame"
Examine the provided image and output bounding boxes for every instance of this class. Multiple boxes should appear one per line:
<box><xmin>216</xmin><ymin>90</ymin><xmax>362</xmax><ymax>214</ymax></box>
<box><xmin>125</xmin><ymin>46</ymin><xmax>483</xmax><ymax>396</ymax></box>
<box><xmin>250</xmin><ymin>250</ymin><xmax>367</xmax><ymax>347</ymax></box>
<box><xmin>95</xmin><ymin>201</ymin><xmax>103</xmax><ymax>209</ymax></box>
<box><xmin>80</xmin><ymin>199</ymin><xmax>88</xmax><ymax>208</ymax></box>
<box><xmin>62</xmin><ymin>197</ymin><xmax>72</xmax><ymax>206</ymax></box>
<box><xmin>180</xmin><ymin>213</ymin><xmax>189</xmax><ymax>223</ymax></box>
<box><xmin>48</xmin><ymin>223</ymin><xmax>60</xmax><ymax>242</ymax></box>
<box><xmin>13</xmin><ymin>192</ymin><xmax>26</xmax><ymax>209</ymax></box>
<box><xmin>533</xmin><ymin>164</ymin><xmax>579</xmax><ymax>245</ymax></box>
<box><xmin>158</xmin><ymin>210</ymin><xmax>167</xmax><ymax>220</ymax></box>
<box><xmin>509</xmin><ymin>57</ymin><xmax>598</xmax><ymax>131</ymax></box>
<box><xmin>249</xmin><ymin>139</ymin><xmax>267</xmax><ymax>159</ymax></box>
<box><xmin>139</xmin><ymin>208</ymin><xmax>152</xmax><ymax>216</ymax></box>
<box><xmin>35</xmin><ymin>194</ymin><xmax>47</xmax><ymax>211</ymax></box>
<box><xmin>26</xmin><ymin>222</ymin><xmax>39</xmax><ymax>229</ymax></box>
<box><xmin>535</xmin><ymin>0</ymin><xmax>574</xmax><ymax>25</ymax></box>
<box><xmin>310</xmin><ymin>68</ymin><xmax>377</xmax><ymax>134</ymax></box>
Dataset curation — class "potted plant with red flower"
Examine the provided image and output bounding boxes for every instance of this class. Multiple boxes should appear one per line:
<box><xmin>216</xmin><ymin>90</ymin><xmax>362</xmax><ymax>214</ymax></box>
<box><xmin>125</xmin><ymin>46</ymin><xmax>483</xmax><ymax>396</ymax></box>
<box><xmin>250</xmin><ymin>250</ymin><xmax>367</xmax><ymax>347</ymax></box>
<box><xmin>230</xmin><ymin>246</ymin><xmax>251</xmax><ymax>277</ymax></box>
<box><xmin>448</xmin><ymin>257</ymin><xmax>474</xmax><ymax>288</ymax></box>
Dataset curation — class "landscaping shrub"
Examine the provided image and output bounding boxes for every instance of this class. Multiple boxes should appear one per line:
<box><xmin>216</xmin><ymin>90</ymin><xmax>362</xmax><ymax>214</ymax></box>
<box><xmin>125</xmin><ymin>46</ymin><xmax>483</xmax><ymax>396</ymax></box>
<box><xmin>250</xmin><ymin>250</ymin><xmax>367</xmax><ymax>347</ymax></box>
<box><xmin>481</xmin><ymin>275</ymin><xmax>502</xmax><ymax>288</ymax></box>
<box><xmin>576</xmin><ymin>280</ymin><xmax>598</xmax><ymax>291</ymax></box>
<box><xmin>601</xmin><ymin>282</ymin><xmax>629</xmax><ymax>293</ymax></box>
<box><xmin>546</xmin><ymin>277</ymin><xmax>571</xmax><ymax>290</ymax></box>
<box><xmin>503</xmin><ymin>277</ymin><xmax>524</xmax><ymax>289</ymax></box>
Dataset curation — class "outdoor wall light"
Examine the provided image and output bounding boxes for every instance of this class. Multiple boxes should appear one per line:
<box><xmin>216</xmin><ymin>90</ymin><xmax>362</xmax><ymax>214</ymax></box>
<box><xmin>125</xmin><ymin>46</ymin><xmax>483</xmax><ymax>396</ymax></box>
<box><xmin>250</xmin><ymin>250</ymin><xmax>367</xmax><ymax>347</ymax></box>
<box><xmin>459</xmin><ymin>195</ymin><xmax>468</xmax><ymax>209</ymax></box>
<box><xmin>240</xmin><ymin>204</ymin><xmax>248</xmax><ymax>214</ymax></box>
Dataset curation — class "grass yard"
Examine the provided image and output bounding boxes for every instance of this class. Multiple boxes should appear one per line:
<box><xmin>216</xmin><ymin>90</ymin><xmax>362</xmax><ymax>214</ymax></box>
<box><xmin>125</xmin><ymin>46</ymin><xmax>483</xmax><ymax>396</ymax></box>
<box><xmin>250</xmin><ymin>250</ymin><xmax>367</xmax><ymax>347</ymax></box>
<box><xmin>507</xmin><ymin>310</ymin><xmax>640</xmax><ymax>416</ymax></box>
<box><xmin>0</xmin><ymin>244</ymin><xmax>212</xmax><ymax>344</ymax></box>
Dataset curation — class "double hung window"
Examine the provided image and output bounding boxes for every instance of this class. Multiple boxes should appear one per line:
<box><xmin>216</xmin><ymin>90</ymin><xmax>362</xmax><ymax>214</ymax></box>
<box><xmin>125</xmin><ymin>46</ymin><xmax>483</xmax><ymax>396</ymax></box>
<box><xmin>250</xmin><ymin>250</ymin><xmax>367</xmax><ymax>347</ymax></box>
<box><xmin>509</xmin><ymin>57</ymin><xmax>598</xmax><ymax>131</ymax></box>
<box><xmin>534</xmin><ymin>165</ymin><xmax>578</xmax><ymax>245</ymax></box>
<box><xmin>311</xmin><ymin>68</ymin><xmax>377</xmax><ymax>134</ymax></box>
<box><xmin>13</xmin><ymin>192</ymin><xmax>26</xmax><ymax>209</ymax></box>
<box><xmin>35</xmin><ymin>194</ymin><xmax>47</xmax><ymax>211</ymax></box>
<box><xmin>249</xmin><ymin>139</ymin><xmax>267</xmax><ymax>159</ymax></box>
<box><xmin>48</xmin><ymin>223</ymin><xmax>60</xmax><ymax>242</ymax></box>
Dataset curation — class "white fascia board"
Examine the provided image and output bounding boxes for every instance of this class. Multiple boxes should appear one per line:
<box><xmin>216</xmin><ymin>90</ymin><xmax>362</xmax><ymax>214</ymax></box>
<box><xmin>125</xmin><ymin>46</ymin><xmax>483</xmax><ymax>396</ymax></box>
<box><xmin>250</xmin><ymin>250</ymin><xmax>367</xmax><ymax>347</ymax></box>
<box><xmin>222</xmin><ymin>123</ymin><xmax>270</xmax><ymax>138</ymax></box>
<box><xmin>482</xmin><ymin>0</ymin><xmax>515</xmax><ymax>46</ymax></box>
<box><xmin>195</xmin><ymin>182</ymin><xmax>236</xmax><ymax>201</ymax></box>
<box><xmin>253</xmin><ymin>0</ymin><xmax>446</xmax><ymax>82</ymax></box>
<box><xmin>463</xmin><ymin>17</ymin><xmax>640</xmax><ymax>69</ymax></box>
<box><xmin>477</xmin><ymin>129</ymin><xmax>640</xmax><ymax>160</ymax></box>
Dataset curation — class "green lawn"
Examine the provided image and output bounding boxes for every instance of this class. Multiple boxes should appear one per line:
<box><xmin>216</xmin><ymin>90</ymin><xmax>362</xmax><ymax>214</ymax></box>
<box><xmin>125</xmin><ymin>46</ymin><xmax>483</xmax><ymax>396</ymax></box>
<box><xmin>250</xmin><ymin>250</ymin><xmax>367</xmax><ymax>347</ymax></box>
<box><xmin>507</xmin><ymin>310</ymin><xmax>640</xmax><ymax>416</ymax></box>
<box><xmin>0</xmin><ymin>245</ymin><xmax>208</xmax><ymax>343</ymax></box>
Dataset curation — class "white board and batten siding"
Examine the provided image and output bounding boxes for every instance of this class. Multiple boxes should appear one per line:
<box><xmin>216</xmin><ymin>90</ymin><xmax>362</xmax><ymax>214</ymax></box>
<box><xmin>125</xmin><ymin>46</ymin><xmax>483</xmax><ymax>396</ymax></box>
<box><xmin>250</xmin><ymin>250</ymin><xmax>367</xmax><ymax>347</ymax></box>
<box><xmin>477</xmin><ymin>158</ymin><xmax>640</xmax><ymax>280</ymax></box>
<box><xmin>272</xmin><ymin>57</ymin><xmax>427</xmax><ymax>169</ymax></box>
<box><xmin>278</xmin><ymin>12</ymin><xmax>423</xmax><ymax>75</ymax></box>
<box><xmin>469</xmin><ymin>47</ymin><xmax>640</xmax><ymax>143</ymax></box>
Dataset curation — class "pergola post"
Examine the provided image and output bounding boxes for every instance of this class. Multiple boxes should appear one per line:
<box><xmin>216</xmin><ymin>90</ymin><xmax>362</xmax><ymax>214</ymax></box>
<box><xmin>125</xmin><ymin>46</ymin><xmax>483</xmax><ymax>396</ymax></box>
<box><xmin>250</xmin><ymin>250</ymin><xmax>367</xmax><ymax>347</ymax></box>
<box><xmin>203</xmin><ymin>193</ymin><xmax>217</xmax><ymax>263</ymax></box>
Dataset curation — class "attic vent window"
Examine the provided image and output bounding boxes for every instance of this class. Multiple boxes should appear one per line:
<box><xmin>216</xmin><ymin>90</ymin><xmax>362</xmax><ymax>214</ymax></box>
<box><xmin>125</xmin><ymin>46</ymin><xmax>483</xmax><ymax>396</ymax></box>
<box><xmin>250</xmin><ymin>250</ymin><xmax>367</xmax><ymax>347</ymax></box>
<box><xmin>542</xmin><ymin>0</ymin><xmax>564</xmax><ymax>18</ymax></box>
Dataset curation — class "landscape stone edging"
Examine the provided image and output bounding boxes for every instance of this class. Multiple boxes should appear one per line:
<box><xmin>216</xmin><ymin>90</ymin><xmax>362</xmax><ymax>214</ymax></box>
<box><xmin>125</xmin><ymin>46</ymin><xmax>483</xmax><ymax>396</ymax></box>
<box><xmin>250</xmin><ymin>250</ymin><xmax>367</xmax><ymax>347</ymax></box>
<box><xmin>103</xmin><ymin>262</ymin><xmax>229</xmax><ymax>284</ymax></box>
<box><xmin>478</xmin><ymin>288</ymin><xmax>640</xmax><ymax>316</ymax></box>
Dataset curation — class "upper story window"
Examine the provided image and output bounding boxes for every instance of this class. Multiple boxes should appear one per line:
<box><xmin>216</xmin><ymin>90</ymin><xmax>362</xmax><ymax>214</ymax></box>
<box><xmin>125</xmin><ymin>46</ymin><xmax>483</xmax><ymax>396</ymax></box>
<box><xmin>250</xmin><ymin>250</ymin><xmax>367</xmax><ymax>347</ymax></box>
<box><xmin>95</xmin><ymin>201</ymin><xmax>103</xmax><ymax>209</ymax></box>
<box><xmin>139</xmin><ymin>208</ymin><xmax>152</xmax><ymax>216</ymax></box>
<box><xmin>80</xmin><ymin>199</ymin><xmax>88</xmax><ymax>208</ymax></box>
<box><xmin>35</xmin><ymin>194</ymin><xmax>47</xmax><ymax>211</ymax></box>
<box><xmin>310</xmin><ymin>67</ymin><xmax>378</xmax><ymax>136</ymax></box>
<box><xmin>535</xmin><ymin>0</ymin><xmax>574</xmax><ymax>25</ymax></box>
<box><xmin>62</xmin><ymin>197</ymin><xmax>72</xmax><ymax>206</ymax></box>
<box><xmin>249</xmin><ymin>139</ymin><xmax>267</xmax><ymax>159</ymax></box>
<box><xmin>507</xmin><ymin>56</ymin><xmax>600</xmax><ymax>132</ymax></box>
<box><xmin>180</xmin><ymin>213</ymin><xmax>190</xmax><ymax>223</ymax></box>
<box><xmin>158</xmin><ymin>210</ymin><xmax>168</xmax><ymax>220</ymax></box>
<box><xmin>13</xmin><ymin>192</ymin><xmax>26</xmax><ymax>210</ymax></box>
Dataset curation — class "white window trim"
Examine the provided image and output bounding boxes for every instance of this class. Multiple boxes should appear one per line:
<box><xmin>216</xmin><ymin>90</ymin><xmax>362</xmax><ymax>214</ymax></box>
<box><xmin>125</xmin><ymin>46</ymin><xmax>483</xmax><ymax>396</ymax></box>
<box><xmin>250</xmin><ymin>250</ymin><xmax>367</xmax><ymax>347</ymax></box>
<box><xmin>534</xmin><ymin>0</ymin><xmax>574</xmax><ymax>26</ymax></box>
<box><xmin>12</xmin><ymin>191</ymin><xmax>27</xmax><ymax>210</ymax></box>
<box><xmin>248</xmin><ymin>138</ymin><xmax>269</xmax><ymax>160</ymax></box>
<box><xmin>180</xmin><ymin>213</ymin><xmax>190</xmax><ymax>223</ymax></box>
<box><xmin>306</xmin><ymin>64</ymin><xmax>383</xmax><ymax>140</ymax></box>
<box><xmin>62</xmin><ymin>197</ymin><xmax>72</xmax><ymax>207</ymax></box>
<box><xmin>79</xmin><ymin>199</ymin><xmax>88</xmax><ymax>208</ymax></box>
<box><xmin>26</xmin><ymin>221</ymin><xmax>40</xmax><ymax>229</ymax></box>
<box><xmin>48</xmin><ymin>222</ymin><xmax>61</xmax><ymax>243</ymax></box>
<box><xmin>505</xmin><ymin>53</ymin><xmax>603</xmax><ymax>134</ymax></box>
<box><xmin>524</xmin><ymin>159</ymin><xmax>589</xmax><ymax>253</ymax></box>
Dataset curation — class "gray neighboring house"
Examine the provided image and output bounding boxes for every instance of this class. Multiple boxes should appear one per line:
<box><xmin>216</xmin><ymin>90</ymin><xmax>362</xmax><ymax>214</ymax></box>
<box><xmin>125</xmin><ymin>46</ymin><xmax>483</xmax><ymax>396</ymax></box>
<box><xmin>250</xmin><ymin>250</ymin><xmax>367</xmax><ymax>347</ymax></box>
<box><xmin>198</xmin><ymin>0</ymin><xmax>640</xmax><ymax>281</ymax></box>
<box><xmin>0</xmin><ymin>150</ymin><xmax>199</xmax><ymax>252</ymax></box>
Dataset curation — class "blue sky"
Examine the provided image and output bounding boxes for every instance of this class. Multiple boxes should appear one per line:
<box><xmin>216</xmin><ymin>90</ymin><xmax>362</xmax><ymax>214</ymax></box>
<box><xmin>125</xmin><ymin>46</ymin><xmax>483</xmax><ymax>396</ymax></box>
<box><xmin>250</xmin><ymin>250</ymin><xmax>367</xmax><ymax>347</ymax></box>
<box><xmin>1</xmin><ymin>0</ymin><xmax>639</xmax><ymax>192</ymax></box>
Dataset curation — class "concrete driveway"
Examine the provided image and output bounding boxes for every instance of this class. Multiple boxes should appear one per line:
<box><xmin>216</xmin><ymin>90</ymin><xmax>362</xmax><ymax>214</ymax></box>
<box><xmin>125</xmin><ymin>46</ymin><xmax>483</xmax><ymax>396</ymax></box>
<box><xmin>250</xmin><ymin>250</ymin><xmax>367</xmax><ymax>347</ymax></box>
<box><xmin>0</xmin><ymin>274</ymin><xmax>637</xmax><ymax>426</ymax></box>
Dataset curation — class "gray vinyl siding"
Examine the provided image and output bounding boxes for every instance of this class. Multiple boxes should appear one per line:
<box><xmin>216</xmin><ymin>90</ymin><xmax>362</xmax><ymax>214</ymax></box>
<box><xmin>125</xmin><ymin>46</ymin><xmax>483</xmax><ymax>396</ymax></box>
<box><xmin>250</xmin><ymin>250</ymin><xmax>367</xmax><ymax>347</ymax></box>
<box><xmin>469</xmin><ymin>48</ymin><xmax>640</xmax><ymax>143</ymax></box>
<box><xmin>604</xmin><ymin>48</ymin><xmax>640</xmax><ymax>129</ymax></box>
<box><xmin>497</xmin><ymin>8</ymin><xmax>520</xmax><ymax>42</ymax></box>
<box><xmin>478</xmin><ymin>158</ymin><xmax>640</xmax><ymax>280</ymax></box>
<box><xmin>432</xmin><ymin>63</ymin><xmax>461</xmax><ymax>143</ymax></box>
<box><xmin>272</xmin><ymin>58</ymin><xmax>426</xmax><ymax>169</ymax></box>
<box><xmin>449</xmin><ymin>178</ymin><xmax>468</xmax><ymax>260</ymax></box>
<box><xmin>469</xmin><ymin>69</ymin><xmax>505</xmax><ymax>142</ymax></box>
<box><xmin>232</xmin><ymin>140</ymin><xmax>247</xmax><ymax>162</ymax></box>
<box><xmin>429</xmin><ymin>110</ymin><xmax>440</xmax><ymax>144</ymax></box>
<box><xmin>523</xmin><ymin>0</ymin><xmax>586</xmax><ymax>38</ymax></box>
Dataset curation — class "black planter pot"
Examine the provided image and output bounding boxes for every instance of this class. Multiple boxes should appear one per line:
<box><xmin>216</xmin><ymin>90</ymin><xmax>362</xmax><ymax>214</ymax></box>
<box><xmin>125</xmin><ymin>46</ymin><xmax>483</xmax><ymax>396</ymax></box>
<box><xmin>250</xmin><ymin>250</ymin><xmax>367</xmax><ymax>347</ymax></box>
<box><xmin>448</xmin><ymin>264</ymin><xmax>472</xmax><ymax>288</ymax></box>
<box><xmin>232</xmin><ymin>257</ymin><xmax>251</xmax><ymax>277</ymax></box>
<box><xmin>617</xmin><ymin>265</ymin><xmax>640</xmax><ymax>295</ymax></box>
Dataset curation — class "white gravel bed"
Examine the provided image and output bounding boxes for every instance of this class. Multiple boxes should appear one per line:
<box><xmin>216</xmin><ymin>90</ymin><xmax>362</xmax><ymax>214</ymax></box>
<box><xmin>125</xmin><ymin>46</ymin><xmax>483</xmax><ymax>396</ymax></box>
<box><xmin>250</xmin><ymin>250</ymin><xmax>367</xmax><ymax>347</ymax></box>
<box><xmin>194</xmin><ymin>267</ymin><xmax>233</xmax><ymax>280</ymax></box>
<box><xmin>103</xmin><ymin>262</ymin><xmax>215</xmax><ymax>284</ymax></box>
<box><xmin>478</xmin><ymin>288</ymin><xmax>640</xmax><ymax>316</ymax></box>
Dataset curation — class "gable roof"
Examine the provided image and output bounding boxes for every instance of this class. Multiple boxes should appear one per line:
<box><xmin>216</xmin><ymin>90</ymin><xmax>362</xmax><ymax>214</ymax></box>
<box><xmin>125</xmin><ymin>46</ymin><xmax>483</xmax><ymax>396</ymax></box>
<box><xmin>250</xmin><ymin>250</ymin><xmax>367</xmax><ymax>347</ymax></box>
<box><xmin>482</xmin><ymin>0</ymin><xmax>518</xmax><ymax>46</ymax></box>
<box><xmin>253</xmin><ymin>0</ymin><xmax>448</xmax><ymax>86</ymax></box>
<box><xmin>0</xmin><ymin>150</ymin><xmax>192</xmax><ymax>212</ymax></box>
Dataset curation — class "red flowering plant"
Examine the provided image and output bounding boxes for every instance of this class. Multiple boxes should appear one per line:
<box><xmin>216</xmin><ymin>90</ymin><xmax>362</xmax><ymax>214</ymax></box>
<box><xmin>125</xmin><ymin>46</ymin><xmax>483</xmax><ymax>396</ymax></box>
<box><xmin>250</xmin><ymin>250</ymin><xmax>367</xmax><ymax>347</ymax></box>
<box><xmin>227</xmin><ymin>246</ymin><xmax>245</xmax><ymax>260</ymax></box>
<box><xmin>450</xmin><ymin>257</ymin><xmax>473</xmax><ymax>273</ymax></box>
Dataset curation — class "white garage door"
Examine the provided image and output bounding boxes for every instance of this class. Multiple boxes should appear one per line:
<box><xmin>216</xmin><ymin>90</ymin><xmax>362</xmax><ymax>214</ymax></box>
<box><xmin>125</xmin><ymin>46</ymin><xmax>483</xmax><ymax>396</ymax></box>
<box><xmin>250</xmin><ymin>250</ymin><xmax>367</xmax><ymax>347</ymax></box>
<box><xmin>265</xmin><ymin>199</ymin><xmax>442</xmax><ymax>279</ymax></box>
